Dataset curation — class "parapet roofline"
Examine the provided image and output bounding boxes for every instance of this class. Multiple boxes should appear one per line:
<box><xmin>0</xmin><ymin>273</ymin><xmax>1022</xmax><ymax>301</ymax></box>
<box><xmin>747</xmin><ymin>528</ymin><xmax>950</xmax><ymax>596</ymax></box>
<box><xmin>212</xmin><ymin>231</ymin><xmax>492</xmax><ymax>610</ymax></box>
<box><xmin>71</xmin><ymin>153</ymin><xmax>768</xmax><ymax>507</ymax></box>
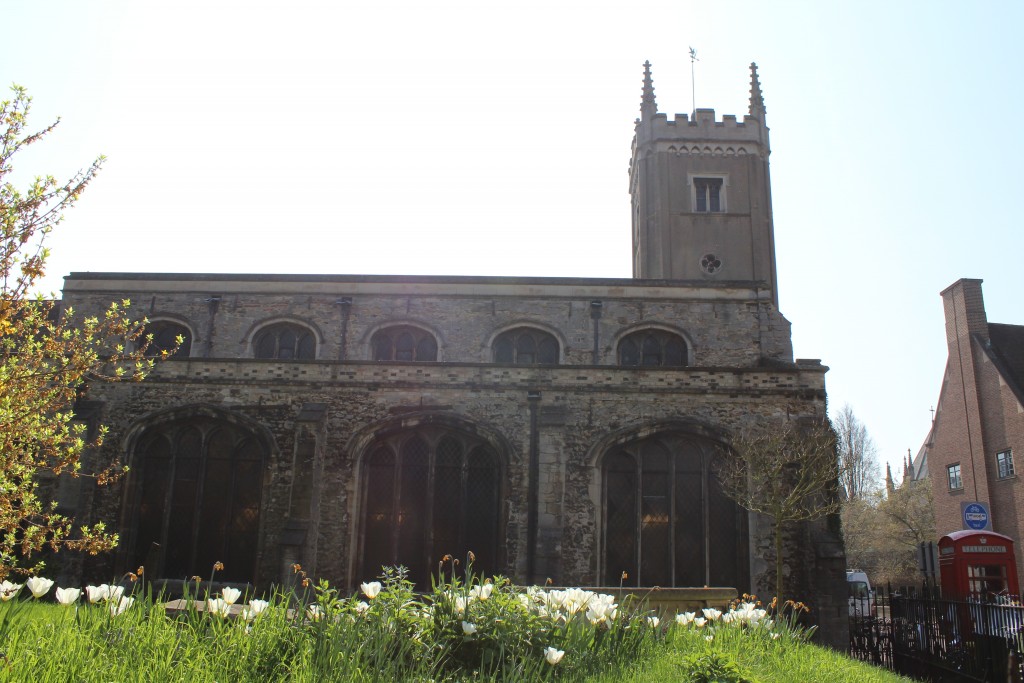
<box><xmin>62</xmin><ymin>272</ymin><xmax>777</xmax><ymax>301</ymax></box>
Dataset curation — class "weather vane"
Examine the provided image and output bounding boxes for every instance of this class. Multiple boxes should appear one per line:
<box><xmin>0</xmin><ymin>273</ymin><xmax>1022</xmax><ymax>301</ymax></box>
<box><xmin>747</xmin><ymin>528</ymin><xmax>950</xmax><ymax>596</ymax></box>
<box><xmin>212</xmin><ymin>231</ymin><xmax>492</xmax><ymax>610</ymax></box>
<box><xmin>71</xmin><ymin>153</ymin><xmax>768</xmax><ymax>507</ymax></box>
<box><xmin>689</xmin><ymin>47</ymin><xmax>699</xmax><ymax>115</ymax></box>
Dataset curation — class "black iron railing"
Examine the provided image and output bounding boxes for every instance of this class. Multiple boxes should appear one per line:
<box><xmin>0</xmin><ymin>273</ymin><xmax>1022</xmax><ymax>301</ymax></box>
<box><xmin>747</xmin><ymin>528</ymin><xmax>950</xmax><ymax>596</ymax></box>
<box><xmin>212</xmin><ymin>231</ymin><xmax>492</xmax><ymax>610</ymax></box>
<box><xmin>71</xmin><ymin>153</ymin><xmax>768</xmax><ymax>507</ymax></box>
<box><xmin>849</xmin><ymin>585</ymin><xmax>1024</xmax><ymax>682</ymax></box>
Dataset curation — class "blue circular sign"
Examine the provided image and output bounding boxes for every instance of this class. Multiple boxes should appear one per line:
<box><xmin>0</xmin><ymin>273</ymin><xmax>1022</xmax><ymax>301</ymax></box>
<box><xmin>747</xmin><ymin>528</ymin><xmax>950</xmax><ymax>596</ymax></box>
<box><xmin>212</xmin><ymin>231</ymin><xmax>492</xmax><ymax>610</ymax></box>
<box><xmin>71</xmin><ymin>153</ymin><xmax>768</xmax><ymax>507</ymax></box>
<box><xmin>964</xmin><ymin>503</ymin><xmax>989</xmax><ymax>530</ymax></box>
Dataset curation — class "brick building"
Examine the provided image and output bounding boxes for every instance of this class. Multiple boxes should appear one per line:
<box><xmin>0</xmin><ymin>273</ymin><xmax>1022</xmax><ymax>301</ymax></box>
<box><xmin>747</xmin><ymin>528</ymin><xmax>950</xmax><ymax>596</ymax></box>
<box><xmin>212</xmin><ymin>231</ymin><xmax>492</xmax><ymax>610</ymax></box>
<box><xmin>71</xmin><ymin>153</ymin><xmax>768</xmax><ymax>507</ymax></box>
<box><xmin>55</xmin><ymin>63</ymin><xmax>847</xmax><ymax>642</ymax></box>
<box><xmin>924</xmin><ymin>279</ymin><xmax>1024</xmax><ymax>589</ymax></box>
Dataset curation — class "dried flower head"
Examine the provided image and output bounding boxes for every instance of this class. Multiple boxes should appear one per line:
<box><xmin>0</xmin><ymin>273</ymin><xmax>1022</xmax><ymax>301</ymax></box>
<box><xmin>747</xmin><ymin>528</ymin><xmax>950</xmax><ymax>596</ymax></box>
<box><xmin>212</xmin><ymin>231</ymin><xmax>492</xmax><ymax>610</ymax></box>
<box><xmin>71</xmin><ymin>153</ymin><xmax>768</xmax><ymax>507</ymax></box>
<box><xmin>213</xmin><ymin>561</ymin><xmax>224</xmax><ymax>573</ymax></box>
<box><xmin>292</xmin><ymin>563</ymin><xmax>302</xmax><ymax>574</ymax></box>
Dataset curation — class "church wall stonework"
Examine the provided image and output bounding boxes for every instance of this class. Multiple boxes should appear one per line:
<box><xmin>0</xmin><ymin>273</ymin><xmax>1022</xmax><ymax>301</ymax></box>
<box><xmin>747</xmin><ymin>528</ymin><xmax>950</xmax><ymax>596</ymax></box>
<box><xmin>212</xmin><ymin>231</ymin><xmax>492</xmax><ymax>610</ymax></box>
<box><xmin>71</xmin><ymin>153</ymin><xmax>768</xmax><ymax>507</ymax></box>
<box><xmin>55</xmin><ymin>62</ymin><xmax>848</xmax><ymax>648</ymax></box>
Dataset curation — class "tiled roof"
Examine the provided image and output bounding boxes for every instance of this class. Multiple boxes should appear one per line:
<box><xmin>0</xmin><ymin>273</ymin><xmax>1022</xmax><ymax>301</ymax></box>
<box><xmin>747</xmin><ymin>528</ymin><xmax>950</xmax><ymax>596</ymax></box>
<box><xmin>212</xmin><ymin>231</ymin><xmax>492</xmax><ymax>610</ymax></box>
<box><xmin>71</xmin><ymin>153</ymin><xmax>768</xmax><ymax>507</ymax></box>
<box><xmin>986</xmin><ymin>323</ymin><xmax>1024</xmax><ymax>406</ymax></box>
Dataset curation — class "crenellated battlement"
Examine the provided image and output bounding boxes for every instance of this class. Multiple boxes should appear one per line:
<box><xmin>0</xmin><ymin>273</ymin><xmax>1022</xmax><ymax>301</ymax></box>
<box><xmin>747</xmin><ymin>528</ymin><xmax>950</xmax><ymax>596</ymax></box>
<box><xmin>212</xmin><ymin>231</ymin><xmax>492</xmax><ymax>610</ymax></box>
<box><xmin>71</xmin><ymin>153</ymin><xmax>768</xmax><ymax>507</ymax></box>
<box><xmin>633</xmin><ymin>62</ymin><xmax>769</xmax><ymax>150</ymax></box>
<box><xmin>629</xmin><ymin>60</ymin><xmax>777</xmax><ymax>301</ymax></box>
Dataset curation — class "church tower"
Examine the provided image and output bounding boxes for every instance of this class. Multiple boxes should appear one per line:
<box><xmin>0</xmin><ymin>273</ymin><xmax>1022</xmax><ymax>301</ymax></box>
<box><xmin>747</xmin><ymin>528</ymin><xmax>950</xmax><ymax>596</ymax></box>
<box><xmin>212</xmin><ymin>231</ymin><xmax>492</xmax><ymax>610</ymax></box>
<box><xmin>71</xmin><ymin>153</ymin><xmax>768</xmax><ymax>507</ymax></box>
<box><xmin>630</xmin><ymin>62</ymin><xmax>779</xmax><ymax>307</ymax></box>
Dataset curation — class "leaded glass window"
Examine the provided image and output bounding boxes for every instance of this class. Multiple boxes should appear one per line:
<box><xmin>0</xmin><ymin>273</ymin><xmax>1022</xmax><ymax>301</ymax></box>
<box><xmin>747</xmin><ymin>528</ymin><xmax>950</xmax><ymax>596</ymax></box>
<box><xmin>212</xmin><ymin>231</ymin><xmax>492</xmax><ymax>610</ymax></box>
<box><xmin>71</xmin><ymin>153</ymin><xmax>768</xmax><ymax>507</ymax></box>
<box><xmin>603</xmin><ymin>434</ymin><xmax>746</xmax><ymax>588</ymax></box>
<box><xmin>492</xmin><ymin>328</ymin><xmax>559</xmax><ymax>365</ymax></box>
<box><xmin>130</xmin><ymin>418</ymin><xmax>265</xmax><ymax>583</ymax></box>
<box><xmin>617</xmin><ymin>330</ymin><xmax>688</xmax><ymax>367</ymax></box>
<box><xmin>253</xmin><ymin>323</ymin><xmax>316</xmax><ymax>360</ymax></box>
<box><xmin>361</xmin><ymin>428</ymin><xmax>501</xmax><ymax>589</ymax></box>
<box><xmin>143</xmin><ymin>321</ymin><xmax>192</xmax><ymax>359</ymax></box>
<box><xmin>371</xmin><ymin>326</ymin><xmax>439</xmax><ymax>362</ymax></box>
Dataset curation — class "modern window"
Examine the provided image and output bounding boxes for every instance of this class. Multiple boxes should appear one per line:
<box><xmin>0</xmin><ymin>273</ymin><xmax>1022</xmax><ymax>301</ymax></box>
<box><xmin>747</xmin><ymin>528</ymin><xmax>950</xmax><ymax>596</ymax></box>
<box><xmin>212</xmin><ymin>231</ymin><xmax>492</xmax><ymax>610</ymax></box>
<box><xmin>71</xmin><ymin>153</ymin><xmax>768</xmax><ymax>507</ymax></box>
<box><xmin>693</xmin><ymin>177</ymin><xmax>725</xmax><ymax>213</ymax></box>
<box><xmin>618</xmin><ymin>329</ymin><xmax>688</xmax><ymax>367</ymax></box>
<box><xmin>492</xmin><ymin>327</ymin><xmax>559</xmax><ymax>365</ymax></box>
<box><xmin>129</xmin><ymin>417</ymin><xmax>265</xmax><ymax>582</ymax></box>
<box><xmin>143</xmin><ymin>321</ymin><xmax>192</xmax><ymax>359</ymax></box>
<box><xmin>603</xmin><ymin>434</ymin><xmax>747</xmax><ymax>589</ymax></box>
<box><xmin>253</xmin><ymin>323</ymin><xmax>316</xmax><ymax>360</ymax></box>
<box><xmin>947</xmin><ymin>463</ymin><xmax>963</xmax><ymax>491</ymax></box>
<box><xmin>371</xmin><ymin>326</ymin><xmax>438</xmax><ymax>362</ymax></box>
<box><xmin>997</xmin><ymin>450</ymin><xmax>1014</xmax><ymax>479</ymax></box>
<box><xmin>361</xmin><ymin>428</ymin><xmax>501</xmax><ymax>589</ymax></box>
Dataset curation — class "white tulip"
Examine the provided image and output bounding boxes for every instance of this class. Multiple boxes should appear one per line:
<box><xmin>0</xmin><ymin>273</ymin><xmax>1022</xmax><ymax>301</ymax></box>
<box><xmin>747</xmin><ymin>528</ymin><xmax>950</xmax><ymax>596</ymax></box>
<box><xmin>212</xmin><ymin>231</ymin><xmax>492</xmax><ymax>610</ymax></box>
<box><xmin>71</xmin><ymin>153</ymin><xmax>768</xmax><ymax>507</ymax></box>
<box><xmin>360</xmin><ymin>581</ymin><xmax>382</xmax><ymax>599</ymax></box>
<box><xmin>0</xmin><ymin>581</ymin><xmax>23</xmax><ymax>601</ymax></box>
<box><xmin>55</xmin><ymin>587</ymin><xmax>82</xmax><ymax>605</ymax></box>
<box><xmin>109</xmin><ymin>596</ymin><xmax>134</xmax><ymax>616</ymax></box>
<box><xmin>544</xmin><ymin>647</ymin><xmax>565</xmax><ymax>666</ymax></box>
<box><xmin>220</xmin><ymin>587</ymin><xmax>242</xmax><ymax>605</ymax></box>
<box><xmin>85</xmin><ymin>584</ymin><xmax>109</xmax><ymax>603</ymax></box>
<box><xmin>26</xmin><ymin>576</ymin><xmax>53</xmax><ymax>599</ymax></box>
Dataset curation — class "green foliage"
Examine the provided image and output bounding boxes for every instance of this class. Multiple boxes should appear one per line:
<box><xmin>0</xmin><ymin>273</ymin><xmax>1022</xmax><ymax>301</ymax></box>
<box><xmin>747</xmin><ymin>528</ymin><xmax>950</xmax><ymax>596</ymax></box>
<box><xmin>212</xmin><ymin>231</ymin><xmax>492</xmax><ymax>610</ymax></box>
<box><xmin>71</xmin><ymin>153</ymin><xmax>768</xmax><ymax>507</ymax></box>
<box><xmin>714</xmin><ymin>420</ymin><xmax>840</xmax><ymax>605</ymax></box>
<box><xmin>679</xmin><ymin>650</ymin><xmax>753</xmax><ymax>683</ymax></box>
<box><xmin>0</xmin><ymin>564</ymin><xmax>911</xmax><ymax>683</ymax></box>
<box><xmin>0</xmin><ymin>85</ymin><xmax>164</xmax><ymax>579</ymax></box>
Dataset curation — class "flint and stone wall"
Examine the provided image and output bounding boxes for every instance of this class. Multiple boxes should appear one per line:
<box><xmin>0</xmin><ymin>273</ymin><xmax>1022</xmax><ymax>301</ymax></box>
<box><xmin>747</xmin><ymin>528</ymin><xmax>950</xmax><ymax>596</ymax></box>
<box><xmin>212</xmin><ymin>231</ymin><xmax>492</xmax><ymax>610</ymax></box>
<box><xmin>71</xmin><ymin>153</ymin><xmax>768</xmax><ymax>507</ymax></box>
<box><xmin>56</xmin><ymin>272</ymin><xmax>847</xmax><ymax>648</ymax></box>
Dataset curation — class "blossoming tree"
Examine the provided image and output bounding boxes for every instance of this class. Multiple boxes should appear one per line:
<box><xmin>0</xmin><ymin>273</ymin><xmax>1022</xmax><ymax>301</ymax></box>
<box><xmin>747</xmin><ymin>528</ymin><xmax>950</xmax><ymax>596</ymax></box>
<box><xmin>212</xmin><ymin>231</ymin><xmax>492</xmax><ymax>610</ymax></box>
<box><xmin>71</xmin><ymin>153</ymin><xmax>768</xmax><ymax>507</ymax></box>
<box><xmin>714</xmin><ymin>419</ymin><xmax>841</xmax><ymax>607</ymax></box>
<box><xmin>0</xmin><ymin>86</ymin><xmax>163</xmax><ymax>579</ymax></box>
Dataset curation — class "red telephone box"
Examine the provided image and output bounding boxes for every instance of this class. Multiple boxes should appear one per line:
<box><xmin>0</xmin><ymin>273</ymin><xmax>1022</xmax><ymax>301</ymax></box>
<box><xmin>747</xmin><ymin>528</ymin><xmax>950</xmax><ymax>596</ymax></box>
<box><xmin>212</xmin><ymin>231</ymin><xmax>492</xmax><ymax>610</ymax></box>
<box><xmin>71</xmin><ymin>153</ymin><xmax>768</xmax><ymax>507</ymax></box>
<box><xmin>938</xmin><ymin>530</ymin><xmax>1019</xmax><ymax>598</ymax></box>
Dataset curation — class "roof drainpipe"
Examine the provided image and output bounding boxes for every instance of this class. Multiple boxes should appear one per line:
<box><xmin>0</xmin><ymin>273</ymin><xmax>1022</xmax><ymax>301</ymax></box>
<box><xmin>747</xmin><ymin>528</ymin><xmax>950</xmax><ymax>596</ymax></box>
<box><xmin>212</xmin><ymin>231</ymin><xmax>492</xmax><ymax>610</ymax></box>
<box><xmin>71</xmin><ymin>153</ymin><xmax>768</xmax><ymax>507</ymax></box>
<box><xmin>590</xmin><ymin>300</ymin><xmax>603</xmax><ymax>365</ymax></box>
<box><xmin>526</xmin><ymin>390</ymin><xmax>542</xmax><ymax>584</ymax></box>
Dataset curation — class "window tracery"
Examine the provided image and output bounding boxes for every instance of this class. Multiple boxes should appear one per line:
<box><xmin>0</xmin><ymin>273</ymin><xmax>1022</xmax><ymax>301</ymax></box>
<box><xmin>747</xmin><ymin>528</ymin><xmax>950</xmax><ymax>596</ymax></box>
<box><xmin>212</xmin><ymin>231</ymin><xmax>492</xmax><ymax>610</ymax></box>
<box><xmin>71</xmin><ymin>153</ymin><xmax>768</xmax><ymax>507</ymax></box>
<box><xmin>603</xmin><ymin>434</ymin><xmax>746</xmax><ymax>588</ymax></box>
<box><xmin>371</xmin><ymin>325</ymin><xmax>438</xmax><ymax>362</ymax></box>
<box><xmin>492</xmin><ymin>327</ymin><xmax>559</xmax><ymax>365</ymax></box>
<box><xmin>143</xmin><ymin>320</ymin><xmax>192</xmax><ymax>359</ymax></box>
<box><xmin>361</xmin><ymin>428</ymin><xmax>501</xmax><ymax>589</ymax></box>
<box><xmin>617</xmin><ymin>329</ymin><xmax>688</xmax><ymax>367</ymax></box>
<box><xmin>253</xmin><ymin>323</ymin><xmax>316</xmax><ymax>360</ymax></box>
<box><xmin>130</xmin><ymin>417</ymin><xmax>265</xmax><ymax>582</ymax></box>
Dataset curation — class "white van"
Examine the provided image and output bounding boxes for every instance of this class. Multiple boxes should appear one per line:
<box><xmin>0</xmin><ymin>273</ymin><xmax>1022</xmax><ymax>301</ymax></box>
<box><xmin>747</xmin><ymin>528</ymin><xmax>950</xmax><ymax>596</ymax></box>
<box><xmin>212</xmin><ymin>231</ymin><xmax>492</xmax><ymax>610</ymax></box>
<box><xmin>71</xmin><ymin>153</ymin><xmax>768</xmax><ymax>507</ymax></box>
<box><xmin>847</xmin><ymin>569</ymin><xmax>875</xmax><ymax>617</ymax></box>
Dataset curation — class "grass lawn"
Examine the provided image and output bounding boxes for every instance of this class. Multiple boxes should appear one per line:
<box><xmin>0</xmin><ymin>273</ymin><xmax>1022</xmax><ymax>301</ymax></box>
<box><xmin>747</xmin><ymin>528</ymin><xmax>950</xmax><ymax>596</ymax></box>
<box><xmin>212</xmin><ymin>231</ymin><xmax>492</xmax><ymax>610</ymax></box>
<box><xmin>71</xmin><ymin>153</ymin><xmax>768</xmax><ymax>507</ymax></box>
<box><xmin>583</xmin><ymin>627</ymin><xmax>913</xmax><ymax>683</ymax></box>
<box><xmin>0</xmin><ymin>572</ymin><xmax>911</xmax><ymax>682</ymax></box>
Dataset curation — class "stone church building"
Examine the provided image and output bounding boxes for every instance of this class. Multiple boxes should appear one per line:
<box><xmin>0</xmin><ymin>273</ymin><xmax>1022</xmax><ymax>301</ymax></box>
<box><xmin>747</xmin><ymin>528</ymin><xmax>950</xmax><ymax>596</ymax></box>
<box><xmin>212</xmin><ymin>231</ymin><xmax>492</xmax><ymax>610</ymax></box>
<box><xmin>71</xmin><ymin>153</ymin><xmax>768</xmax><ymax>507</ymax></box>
<box><xmin>58</xmin><ymin>63</ymin><xmax>846</xmax><ymax>638</ymax></box>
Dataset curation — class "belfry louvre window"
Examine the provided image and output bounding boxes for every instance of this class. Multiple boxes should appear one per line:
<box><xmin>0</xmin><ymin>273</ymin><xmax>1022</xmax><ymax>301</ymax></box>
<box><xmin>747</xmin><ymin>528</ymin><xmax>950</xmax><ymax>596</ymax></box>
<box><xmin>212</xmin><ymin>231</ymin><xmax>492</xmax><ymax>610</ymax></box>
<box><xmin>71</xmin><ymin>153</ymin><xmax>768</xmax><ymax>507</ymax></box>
<box><xmin>693</xmin><ymin>177</ymin><xmax>724</xmax><ymax>212</ymax></box>
<box><xmin>618</xmin><ymin>330</ymin><xmax>688</xmax><ymax>367</ymax></box>
<box><xmin>361</xmin><ymin>429</ymin><xmax>501</xmax><ymax>589</ymax></box>
<box><xmin>372</xmin><ymin>326</ymin><xmax>438</xmax><ymax>362</ymax></box>
<box><xmin>493</xmin><ymin>327</ymin><xmax>559</xmax><ymax>365</ymax></box>
<box><xmin>253</xmin><ymin>323</ymin><xmax>316</xmax><ymax>360</ymax></box>
<box><xmin>143</xmin><ymin>321</ymin><xmax>192</xmax><ymax>359</ymax></box>
<box><xmin>603</xmin><ymin>435</ymin><xmax>747</xmax><ymax>588</ymax></box>
<box><xmin>130</xmin><ymin>418</ymin><xmax>265</xmax><ymax>583</ymax></box>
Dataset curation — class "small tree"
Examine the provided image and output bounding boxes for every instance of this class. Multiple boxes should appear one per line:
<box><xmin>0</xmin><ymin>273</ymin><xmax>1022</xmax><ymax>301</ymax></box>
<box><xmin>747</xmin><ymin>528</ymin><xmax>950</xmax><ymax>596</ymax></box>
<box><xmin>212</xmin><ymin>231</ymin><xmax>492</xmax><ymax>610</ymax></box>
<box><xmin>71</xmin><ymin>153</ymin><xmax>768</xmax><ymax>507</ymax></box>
<box><xmin>0</xmin><ymin>86</ymin><xmax>160</xmax><ymax>579</ymax></box>
<box><xmin>715</xmin><ymin>420</ymin><xmax>840</xmax><ymax>606</ymax></box>
<box><xmin>834</xmin><ymin>404</ymin><xmax>878</xmax><ymax>501</ymax></box>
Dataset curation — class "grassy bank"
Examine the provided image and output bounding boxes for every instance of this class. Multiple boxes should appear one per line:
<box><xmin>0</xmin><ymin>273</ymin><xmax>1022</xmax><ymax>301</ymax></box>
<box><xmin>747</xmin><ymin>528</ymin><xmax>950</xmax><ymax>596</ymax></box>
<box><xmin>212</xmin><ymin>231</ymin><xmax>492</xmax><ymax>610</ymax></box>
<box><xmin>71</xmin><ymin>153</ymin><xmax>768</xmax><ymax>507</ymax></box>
<box><xmin>0</xmin><ymin>566</ymin><xmax>909</xmax><ymax>682</ymax></box>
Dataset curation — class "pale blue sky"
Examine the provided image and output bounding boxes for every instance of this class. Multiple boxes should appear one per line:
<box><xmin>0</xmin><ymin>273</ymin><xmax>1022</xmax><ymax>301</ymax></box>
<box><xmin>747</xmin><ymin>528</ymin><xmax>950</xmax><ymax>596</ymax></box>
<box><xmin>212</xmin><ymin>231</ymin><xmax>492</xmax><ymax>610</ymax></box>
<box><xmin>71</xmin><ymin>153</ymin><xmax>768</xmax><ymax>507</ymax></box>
<box><xmin>3</xmin><ymin>0</ymin><xmax>1022</xmax><ymax>483</ymax></box>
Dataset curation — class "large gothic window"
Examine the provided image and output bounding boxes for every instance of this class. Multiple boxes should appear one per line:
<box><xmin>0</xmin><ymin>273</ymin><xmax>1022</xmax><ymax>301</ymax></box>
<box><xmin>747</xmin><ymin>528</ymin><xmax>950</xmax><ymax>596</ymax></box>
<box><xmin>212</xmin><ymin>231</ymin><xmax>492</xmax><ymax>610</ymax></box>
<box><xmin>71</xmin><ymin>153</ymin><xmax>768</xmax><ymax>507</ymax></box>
<box><xmin>130</xmin><ymin>418</ymin><xmax>265</xmax><ymax>583</ymax></box>
<box><xmin>603</xmin><ymin>434</ymin><xmax>746</xmax><ymax>589</ymax></box>
<box><xmin>143</xmin><ymin>320</ymin><xmax>192</xmax><ymax>359</ymax></box>
<box><xmin>253</xmin><ymin>323</ymin><xmax>316</xmax><ymax>360</ymax></box>
<box><xmin>371</xmin><ymin>326</ymin><xmax>438</xmax><ymax>362</ymax></box>
<box><xmin>617</xmin><ymin>330</ymin><xmax>688</xmax><ymax>367</ymax></box>
<box><xmin>492</xmin><ymin>327</ymin><xmax>559</xmax><ymax>365</ymax></box>
<box><xmin>361</xmin><ymin>428</ymin><xmax>501</xmax><ymax>589</ymax></box>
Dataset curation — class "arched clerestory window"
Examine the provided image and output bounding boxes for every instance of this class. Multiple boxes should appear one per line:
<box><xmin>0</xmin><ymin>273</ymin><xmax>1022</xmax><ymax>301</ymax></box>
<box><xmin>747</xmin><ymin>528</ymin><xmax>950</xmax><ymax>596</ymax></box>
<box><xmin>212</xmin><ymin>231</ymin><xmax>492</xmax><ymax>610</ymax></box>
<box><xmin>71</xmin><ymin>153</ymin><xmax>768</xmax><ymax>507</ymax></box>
<box><xmin>603</xmin><ymin>433</ymin><xmax>746</xmax><ymax>588</ymax></box>
<box><xmin>617</xmin><ymin>329</ymin><xmax>688</xmax><ymax>367</ymax></box>
<box><xmin>371</xmin><ymin>325</ymin><xmax>438</xmax><ymax>362</ymax></box>
<box><xmin>492</xmin><ymin>327</ymin><xmax>559</xmax><ymax>365</ymax></box>
<box><xmin>361</xmin><ymin>427</ymin><xmax>502</xmax><ymax>589</ymax></box>
<box><xmin>129</xmin><ymin>417</ymin><xmax>266</xmax><ymax>583</ymax></box>
<box><xmin>253</xmin><ymin>323</ymin><xmax>316</xmax><ymax>360</ymax></box>
<box><xmin>143</xmin><ymin>320</ymin><xmax>192</xmax><ymax>359</ymax></box>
